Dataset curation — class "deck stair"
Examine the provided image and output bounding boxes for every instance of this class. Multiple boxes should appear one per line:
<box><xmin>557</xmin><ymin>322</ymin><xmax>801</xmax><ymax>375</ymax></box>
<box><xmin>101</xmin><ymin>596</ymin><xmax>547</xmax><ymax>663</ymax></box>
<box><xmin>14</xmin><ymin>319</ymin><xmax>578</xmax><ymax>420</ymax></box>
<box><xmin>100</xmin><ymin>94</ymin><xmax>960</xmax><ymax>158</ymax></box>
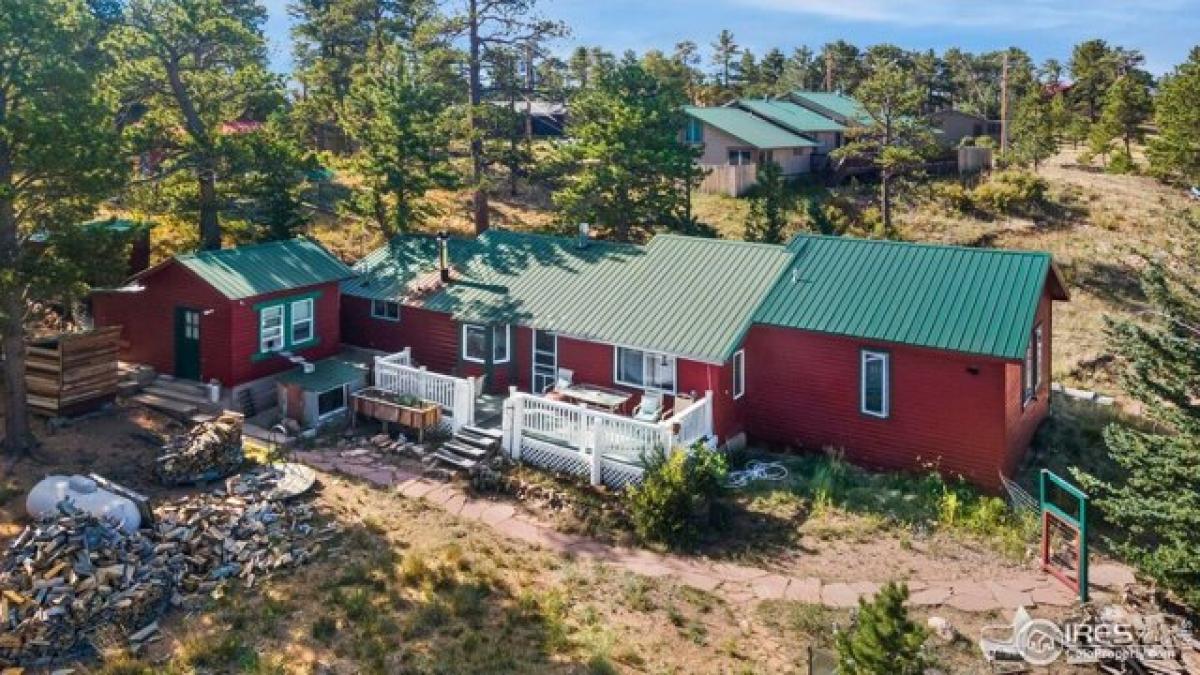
<box><xmin>430</xmin><ymin>425</ymin><xmax>502</xmax><ymax>473</ymax></box>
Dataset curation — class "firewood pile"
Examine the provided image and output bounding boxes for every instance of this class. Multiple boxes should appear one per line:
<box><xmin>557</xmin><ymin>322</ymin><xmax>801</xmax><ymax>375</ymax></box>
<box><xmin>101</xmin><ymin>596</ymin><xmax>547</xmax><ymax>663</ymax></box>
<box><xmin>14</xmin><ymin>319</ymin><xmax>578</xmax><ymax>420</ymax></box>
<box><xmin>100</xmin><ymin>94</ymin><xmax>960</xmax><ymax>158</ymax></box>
<box><xmin>156</xmin><ymin>412</ymin><xmax>245</xmax><ymax>486</ymax></box>
<box><xmin>0</xmin><ymin>467</ymin><xmax>335</xmax><ymax>667</ymax></box>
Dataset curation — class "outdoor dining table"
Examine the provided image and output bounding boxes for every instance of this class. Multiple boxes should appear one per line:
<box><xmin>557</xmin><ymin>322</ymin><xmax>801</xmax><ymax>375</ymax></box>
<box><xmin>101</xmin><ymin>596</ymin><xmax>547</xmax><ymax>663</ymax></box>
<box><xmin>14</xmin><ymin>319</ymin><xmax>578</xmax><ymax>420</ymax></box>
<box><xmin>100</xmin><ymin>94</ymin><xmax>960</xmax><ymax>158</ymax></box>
<box><xmin>555</xmin><ymin>383</ymin><xmax>632</xmax><ymax>413</ymax></box>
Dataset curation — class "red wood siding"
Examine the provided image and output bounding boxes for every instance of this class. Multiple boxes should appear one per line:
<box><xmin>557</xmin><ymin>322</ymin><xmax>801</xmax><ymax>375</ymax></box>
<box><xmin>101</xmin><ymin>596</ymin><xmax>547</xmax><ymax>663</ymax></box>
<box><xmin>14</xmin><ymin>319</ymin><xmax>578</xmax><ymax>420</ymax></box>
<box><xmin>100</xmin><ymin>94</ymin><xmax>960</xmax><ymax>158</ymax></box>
<box><xmin>743</xmin><ymin>324</ymin><xmax>1011</xmax><ymax>491</ymax></box>
<box><xmin>92</xmin><ymin>262</ymin><xmax>232</xmax><ymax>382</ymax></box>
<box><xmin>1003</xmin><ymin>289</ymin><xmax>1054</xmax><ymax>475</ymax></box>
<box><xmin>341</xmin><ymin>298</ymin><xmax>460</xmax><ymax>375</ymax></box>
<box><xmin>92</xmin><ymin>262</ymin><xmax>340</xmax><ymax>387</ymax></box>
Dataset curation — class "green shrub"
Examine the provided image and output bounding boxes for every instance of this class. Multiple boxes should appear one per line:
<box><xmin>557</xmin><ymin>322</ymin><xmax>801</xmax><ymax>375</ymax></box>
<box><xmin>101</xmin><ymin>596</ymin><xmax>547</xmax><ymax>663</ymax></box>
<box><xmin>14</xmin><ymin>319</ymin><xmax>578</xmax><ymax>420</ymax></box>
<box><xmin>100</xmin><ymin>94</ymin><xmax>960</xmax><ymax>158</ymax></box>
<box><xmin>627</xmin><ymin>441</ymin><xmax>728</xmax><ymax>548</ymax></box>
<box><xmin>835</xmin><ymin>582</ymin><xmax>926</xmax><ymax>675</ymax></box>
<box><xmin>1106</xmin><ymin>150</ymin><xmax>1138</xmax><ymax>174</ymax></box>
<box><xmin>930</xmin><ymin>181</ymin><xmax>974</xmax><ymax>213</ymax></box>
<box><xmin>971</xmin><ymin>170</ymin><xmax>1047</xmax><ymax>215</ymax></box>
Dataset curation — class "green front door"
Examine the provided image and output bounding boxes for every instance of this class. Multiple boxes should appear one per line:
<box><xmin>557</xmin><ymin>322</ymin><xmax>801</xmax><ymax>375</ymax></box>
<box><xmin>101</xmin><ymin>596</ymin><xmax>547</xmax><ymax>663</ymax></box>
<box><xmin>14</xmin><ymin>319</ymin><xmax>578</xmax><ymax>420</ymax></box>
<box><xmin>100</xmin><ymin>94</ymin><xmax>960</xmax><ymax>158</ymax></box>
<box><xmin>174</xmin><ymin>307</ymin><xmax>201</xmax><ymax>380</ymax></box>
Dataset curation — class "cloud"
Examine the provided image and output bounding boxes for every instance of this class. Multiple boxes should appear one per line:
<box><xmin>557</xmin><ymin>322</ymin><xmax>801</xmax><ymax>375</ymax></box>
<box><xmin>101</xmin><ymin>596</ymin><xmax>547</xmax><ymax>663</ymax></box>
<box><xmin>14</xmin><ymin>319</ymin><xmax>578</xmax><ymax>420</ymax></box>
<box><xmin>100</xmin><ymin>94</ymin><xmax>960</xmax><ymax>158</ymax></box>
<box><xmin>735</xmin><ymin>0</ymin><xmax>1178</xmax><ymax>30</ymax></box>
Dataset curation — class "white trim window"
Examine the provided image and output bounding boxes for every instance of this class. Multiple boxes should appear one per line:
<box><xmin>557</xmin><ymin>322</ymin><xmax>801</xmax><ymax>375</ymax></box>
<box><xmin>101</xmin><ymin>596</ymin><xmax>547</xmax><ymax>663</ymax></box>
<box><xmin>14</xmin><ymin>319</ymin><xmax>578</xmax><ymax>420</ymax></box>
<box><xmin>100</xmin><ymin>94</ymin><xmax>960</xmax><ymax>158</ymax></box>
<box><xmin>290</xmin><ymin>298</ymin><xmax>314</xmax><ymax>344</ymax></box>
<box><xmin>615</xmin><ymin>347</ymin><xmax>676</xmax><ymax>393</ymax></box>
<box><xmin>860</xmin><ymin>350</ymin><xmax>890</xmax><ymax>418</ymax></box>
<box><xmin>462</xmin><ymin>324</ymin><xmax>510</xmax><ymax>364</ymax></box>
<box><xmin>371</xmin><ymin>299</ymin><xmax>400</xmax><ymax>321</ymax></box>
<box><xmin>1023</xmin><ymin>323</ymin><xmax>1044</xmax><ymax>406</ymax></box>
<box><xmin>316</xmin><ymin>384</ymin><xmax>346</xmax><ymax>419</ymax></box>
<box><xmin>732</xmin><ymin>350</ymin><xmax>745</xmax><ymax>400</ymax></box>
<box><xmin>259</xmin><ymin>305</ymin><xmax>284</xmax><ymax>353</ymax></box>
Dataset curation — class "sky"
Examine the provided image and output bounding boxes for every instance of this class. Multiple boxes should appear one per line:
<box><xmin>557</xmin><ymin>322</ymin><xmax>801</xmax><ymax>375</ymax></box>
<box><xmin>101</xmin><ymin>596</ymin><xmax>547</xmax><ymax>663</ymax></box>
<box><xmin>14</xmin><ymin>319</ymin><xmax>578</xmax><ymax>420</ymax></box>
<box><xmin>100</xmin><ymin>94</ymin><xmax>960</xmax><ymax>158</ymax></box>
<box><xmin>261</xmin><ymin>0</ymin><xmax>1199</xmax><ymax>77</ymax></box>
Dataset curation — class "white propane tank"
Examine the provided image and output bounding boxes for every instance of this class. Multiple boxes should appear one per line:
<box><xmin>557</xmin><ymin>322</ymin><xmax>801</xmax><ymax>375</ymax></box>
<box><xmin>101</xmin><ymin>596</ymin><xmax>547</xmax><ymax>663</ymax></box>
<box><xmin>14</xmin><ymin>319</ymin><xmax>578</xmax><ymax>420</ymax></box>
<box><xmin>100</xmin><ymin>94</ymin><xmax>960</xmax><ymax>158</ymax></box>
<box><xmin>26</xmin><ymin>475</ymin><xmax>142</xmax><ymax>532</ymax></box>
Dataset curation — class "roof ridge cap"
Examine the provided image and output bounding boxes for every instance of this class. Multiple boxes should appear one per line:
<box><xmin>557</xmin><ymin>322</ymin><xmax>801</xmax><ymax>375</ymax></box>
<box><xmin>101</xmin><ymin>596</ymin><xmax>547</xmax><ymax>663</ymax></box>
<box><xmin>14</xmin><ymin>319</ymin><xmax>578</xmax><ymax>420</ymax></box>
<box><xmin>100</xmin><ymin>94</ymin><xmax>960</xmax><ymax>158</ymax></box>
<box><xmin>791</xmin><ymin>234</ymin><xmax>1052</xmax><ymax>257</ymax></box>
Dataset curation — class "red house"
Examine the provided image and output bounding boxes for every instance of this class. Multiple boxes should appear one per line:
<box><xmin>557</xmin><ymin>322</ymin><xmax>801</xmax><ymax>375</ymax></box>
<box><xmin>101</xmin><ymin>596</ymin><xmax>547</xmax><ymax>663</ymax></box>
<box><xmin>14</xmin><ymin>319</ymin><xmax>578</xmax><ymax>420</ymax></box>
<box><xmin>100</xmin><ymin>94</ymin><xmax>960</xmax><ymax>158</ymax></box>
<box><xmin>341</xmin><ymin>230</ymin><xmax>1067</xmax><ymax>491</ymax></box>
<box><xmin>92</xmin><ymin>238</ymin><xmax>354</xmax><ymax>392</ymax></box>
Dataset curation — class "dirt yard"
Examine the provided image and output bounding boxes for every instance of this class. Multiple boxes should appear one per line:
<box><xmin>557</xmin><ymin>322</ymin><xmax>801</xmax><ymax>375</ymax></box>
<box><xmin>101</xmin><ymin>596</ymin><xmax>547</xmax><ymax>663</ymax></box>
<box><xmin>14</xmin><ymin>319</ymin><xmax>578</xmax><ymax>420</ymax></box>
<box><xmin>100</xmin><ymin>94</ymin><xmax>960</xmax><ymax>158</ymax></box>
<box><xmin>0</xmin><ymin>406</ymin><xmax>1098</xmax><ymax>674</ymax></box>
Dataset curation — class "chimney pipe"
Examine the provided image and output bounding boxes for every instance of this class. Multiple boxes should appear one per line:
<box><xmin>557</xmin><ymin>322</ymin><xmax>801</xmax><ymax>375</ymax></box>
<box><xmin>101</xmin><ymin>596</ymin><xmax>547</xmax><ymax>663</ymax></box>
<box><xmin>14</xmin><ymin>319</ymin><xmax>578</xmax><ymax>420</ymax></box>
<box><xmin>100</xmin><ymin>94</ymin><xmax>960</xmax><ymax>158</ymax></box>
<box><xmin>577</xmin><ymin>223</ymin><xmax>589</xmax><ymax>249</ymax></box>
<box><xmin>437</xmin><ymin>231</ymin><xmax>450</xmax><ymax>283</ymax></box>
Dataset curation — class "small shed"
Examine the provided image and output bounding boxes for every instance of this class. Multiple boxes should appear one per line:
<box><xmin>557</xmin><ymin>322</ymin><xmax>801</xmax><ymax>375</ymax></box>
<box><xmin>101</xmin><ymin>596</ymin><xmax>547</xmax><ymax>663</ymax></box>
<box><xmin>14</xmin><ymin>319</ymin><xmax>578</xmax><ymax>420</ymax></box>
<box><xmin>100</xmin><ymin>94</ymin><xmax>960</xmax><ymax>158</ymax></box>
<box><xmin>276</xmin><ymin>358</ymin><xmax>368</xmax><ymax>429</ymax></box>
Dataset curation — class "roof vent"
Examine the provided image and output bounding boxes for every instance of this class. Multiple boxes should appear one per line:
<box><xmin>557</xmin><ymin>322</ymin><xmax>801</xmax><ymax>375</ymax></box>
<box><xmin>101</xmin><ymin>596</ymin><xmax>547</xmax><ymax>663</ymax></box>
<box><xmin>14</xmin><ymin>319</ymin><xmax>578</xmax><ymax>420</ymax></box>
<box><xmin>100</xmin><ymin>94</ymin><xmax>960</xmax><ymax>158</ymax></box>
<box><xmin>437</xmin><ymin>231</ymin><xmax>450</xmax><ymax>283</ymax></box>
<box><xmin>302</xmin><ymin>361</ymin><xmax>315</xmax><ymax>374</ymax></box>
<box><xmin>577</xmin><ymin>223</ymin><xmax>590</xmax><ymax>249</ymax></box>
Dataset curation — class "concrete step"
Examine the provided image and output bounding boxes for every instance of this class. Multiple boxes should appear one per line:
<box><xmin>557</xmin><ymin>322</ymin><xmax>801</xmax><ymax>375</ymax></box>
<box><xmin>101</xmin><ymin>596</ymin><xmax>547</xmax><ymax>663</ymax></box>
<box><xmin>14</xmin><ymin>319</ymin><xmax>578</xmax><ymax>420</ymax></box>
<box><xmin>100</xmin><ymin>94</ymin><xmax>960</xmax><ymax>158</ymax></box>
<box><xmin>129</xmin><ymin>393</ymin><xmax>198</xmax><ymax>420</ymax></box>
<box><xmin>150</xmin><ymin>378</ymin><xmax>209</xmax><ymax>399</ymax></box>
<box><xmin>442</xmin><ymin>440</ymin><xmax>489</xmax><ymax>460</ymax></box>
<box><xmin>142</xmin><ymin>385</ymin><xmax>212</xmax><ymax>409</ymax></box>
<box><xmin>431</xmin><ymin>449</ymin><xmax>478</xmax><ymax>471</ymax></box>
<box><xmin>462</xmin><ymin>425</ymin><xmax>503</xmax><ymax>441</ymax></box>
<box><xmin>453</xmin><ymin>431</ymin><xmax>497</xmax><ymax>450</ymax></box>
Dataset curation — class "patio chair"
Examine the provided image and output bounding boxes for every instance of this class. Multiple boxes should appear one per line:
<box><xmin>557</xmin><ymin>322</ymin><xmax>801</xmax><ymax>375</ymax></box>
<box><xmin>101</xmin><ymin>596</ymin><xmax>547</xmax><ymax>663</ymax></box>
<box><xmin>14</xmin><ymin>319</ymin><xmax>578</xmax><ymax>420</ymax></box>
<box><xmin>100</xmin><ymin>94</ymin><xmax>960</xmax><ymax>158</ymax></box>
<box><xmin>633</xmin><ymin>391</ymin><xmax>665</xmax><ymax>422</ymax></box>
<box><xmin>553</xmin><ymin>368</ymin><xmax>574</xmax><ymax>391</ymax></box>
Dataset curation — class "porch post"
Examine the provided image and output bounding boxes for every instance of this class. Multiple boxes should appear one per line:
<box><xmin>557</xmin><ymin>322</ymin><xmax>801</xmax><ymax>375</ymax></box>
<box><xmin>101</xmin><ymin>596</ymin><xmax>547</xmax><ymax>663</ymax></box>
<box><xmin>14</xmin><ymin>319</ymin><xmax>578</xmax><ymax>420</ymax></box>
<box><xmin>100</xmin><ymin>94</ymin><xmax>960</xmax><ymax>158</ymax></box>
<box><xmin>704</xmin><ymin>390</ymin><xmax>715</xmax><ymax>444</ymax></box>
<box><xmin>503</xmin><ymin>386</ymin><xmax>521</xmax><ymax>460</ymax></box>
<box><xmin>589</xmin><ymin>412</ymin><xmax>603</xmax><ymax>487</ymax></box>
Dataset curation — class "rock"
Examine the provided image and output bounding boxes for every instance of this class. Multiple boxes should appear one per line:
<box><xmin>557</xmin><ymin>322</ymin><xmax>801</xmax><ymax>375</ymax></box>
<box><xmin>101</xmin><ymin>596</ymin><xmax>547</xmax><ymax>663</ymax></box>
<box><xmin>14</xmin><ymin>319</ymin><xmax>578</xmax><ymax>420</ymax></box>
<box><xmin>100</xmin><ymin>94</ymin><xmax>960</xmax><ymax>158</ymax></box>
<box><xmin>927</xmin><ymin>616</ymin><xmax>956</xmax><ymax>642</ymax></box>
<box><xmin>371</xmin><ymin>434</ymin><xmax>390</xmax><ymax>447</ymax></box>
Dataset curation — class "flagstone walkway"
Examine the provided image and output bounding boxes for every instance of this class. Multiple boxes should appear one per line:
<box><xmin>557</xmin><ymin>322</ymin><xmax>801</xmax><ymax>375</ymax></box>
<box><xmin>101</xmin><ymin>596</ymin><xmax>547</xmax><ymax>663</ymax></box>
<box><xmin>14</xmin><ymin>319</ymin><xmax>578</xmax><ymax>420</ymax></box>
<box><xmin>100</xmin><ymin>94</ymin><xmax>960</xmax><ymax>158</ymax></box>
<box><xmin>295</xmin><ymin>450</ymin><xmax>1136</xmax><ymax>613</ymax></box>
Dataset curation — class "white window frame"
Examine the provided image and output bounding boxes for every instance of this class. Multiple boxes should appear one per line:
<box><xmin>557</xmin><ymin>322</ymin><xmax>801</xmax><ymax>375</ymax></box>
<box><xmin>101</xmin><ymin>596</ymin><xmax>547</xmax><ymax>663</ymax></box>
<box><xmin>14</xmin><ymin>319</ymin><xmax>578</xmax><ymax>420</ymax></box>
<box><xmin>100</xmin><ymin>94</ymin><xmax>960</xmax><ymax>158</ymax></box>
<box><xmin>462</xmin><ymin>324</ymin><xmax>510</xmax><ymax>364</ymax></box>
<box><xmin>732</xmin><ymin>350</ymin><xmax>745</xmax><ymax>400</ymax></box>
<box><xmin>290</xmin><ymin>298</ymin><xmax>314</xmax><ymax>344</ymax></box>
<box><xmin>1023</xmin><ymin>323</ymin><xmax>1043</xmax><ymax>407</ymax></box>
<box><xmin>316</xmin><ymin>384</ymin><xmax>347</xmax><ymax>420</ymax></box>
<box><xmin>860</xmin><ymin>350</ymin><xmax>890</xmax><ymax>419</ymax></box>
<box><xmin>614</xmin><ymin>346</ymin><xmax>677</xmax><ymax>394</ymax></box>
<box><xmin>370</xmin><ymin>299</ymin><xmax>400</xmax><ymax>322</ymax></box>
<box><xmin>259</xmin><ymin>305</ymin><xmax>284</xmax><ymax>353</ymax></box>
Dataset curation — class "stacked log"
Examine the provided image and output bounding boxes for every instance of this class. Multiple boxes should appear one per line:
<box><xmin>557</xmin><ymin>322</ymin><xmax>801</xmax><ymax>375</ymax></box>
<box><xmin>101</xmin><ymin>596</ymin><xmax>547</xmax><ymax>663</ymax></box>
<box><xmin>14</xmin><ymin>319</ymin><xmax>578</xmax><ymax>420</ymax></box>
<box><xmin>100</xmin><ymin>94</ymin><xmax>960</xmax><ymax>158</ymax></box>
<box><xmin>0</xmin><ymin>467</ymin><xmax>336</xmax><ymax>667</ymax></box>
<box><xmin>24</xmin><ymin>327</ymin><xmax>121</xmax><ymax>417</ymax></box>
<box><xmin>156</xmin><ymin>412</ymin><xmax>244</xmax><ymax>485</ymax></box>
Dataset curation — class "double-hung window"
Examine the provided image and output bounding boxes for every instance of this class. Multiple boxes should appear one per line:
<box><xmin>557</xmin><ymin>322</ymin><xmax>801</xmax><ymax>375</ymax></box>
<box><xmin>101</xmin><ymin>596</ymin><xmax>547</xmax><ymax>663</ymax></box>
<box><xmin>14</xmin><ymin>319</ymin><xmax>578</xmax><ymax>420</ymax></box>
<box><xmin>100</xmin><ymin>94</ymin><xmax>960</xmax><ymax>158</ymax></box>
<box><xmin>685</xmin><ymin>118</ymin><xmax>704</xmax><ymax>144</ymax></box>
<box><xmin>728</xmin><ymin>149</ymin><xmax>754</xmax><ymax>166</ymax></box>
<box><xmin>1023</xmin><ymin>324</ymin><xmax>1044</xmax><ymax>406</ymax></box>
<box><xmin>732</xmin><ymin>350</ymin><xmax>745</xmax><ymax>400</ymax></box>
<box><xmin>860</xmin><ymin>350</ymin><xmax>890</xmax><ymax>418</ymax></box>
<box><xmin>371</xmin><ymin>299</ymin><xmax>400</xmax><ymax>321</ymax></box>
<box><xmin>462</xmin><ymin>324</ymin><xmax>510</xmax><ymax>364</ymax></box>
<box><xmin>290</xmin><ymin>298</ymin><xmax>314</xmax><ymax>344</ymax></box>
<box><xmin>259</xmin><ymin>306</ymin><xmax>284</xmax><ymax>353</ymax></box>
<box><xmin>615</xmin><ymin>347</ymin><xmax>676</xmax><ymax>393</ymax></box>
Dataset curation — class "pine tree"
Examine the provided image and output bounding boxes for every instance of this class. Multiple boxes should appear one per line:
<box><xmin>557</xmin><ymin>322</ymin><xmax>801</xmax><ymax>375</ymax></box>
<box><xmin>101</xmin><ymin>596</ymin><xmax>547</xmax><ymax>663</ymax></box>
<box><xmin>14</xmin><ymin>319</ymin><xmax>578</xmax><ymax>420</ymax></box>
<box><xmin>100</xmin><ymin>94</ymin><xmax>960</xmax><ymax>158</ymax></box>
<box><xmin>1094</xmin><ymin>73</ymin><xmax>1153</xmax><ymax>159</ymax></box>
<box><xmin>550</xmin><ymin>62</ymin><xmax>702</xmax><ymax>242</ymax></box>
<box><xmin>710</xmin><ymin>29</ymin><xmax>738</xmax><ymax>93</ymax></box>
<box><xmin>834</xmin><ymin>581</ymin><xmax>927</xmax><ymax>675</ymax></box>
<box><xmin>1148</xmin><ymin>49</ymin><xmax>1200</xmax><ymax>185</ymax></box>
<box><xmin>1010</xmin><ymin>89</ymin><xmax>1058</xmax><ymax>171</ymax></box>
<box><xmin>1075</xmin><ymin>212</ymin><xmax>1200</xmax><ymax>608</ymax></box>
<box><xmin>744</xmin><ymin>161</ymin><xmax>790</xmax><ymax>244</ymax></box>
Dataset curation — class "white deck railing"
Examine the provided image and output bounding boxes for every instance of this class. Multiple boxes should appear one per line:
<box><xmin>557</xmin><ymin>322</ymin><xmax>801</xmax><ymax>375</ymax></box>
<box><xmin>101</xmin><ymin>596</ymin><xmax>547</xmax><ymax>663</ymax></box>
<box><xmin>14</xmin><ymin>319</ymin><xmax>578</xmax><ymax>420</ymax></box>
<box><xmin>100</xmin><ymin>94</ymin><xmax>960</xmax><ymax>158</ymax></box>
<box><xmin>373</xmin><ymin>349</ymin><xmax>475</xmax><ymax>431</ymax></box>
<box><xmin>501</xmin><ymin>388</ymin><xmax>714</xmax><ymax>488</ymax></box>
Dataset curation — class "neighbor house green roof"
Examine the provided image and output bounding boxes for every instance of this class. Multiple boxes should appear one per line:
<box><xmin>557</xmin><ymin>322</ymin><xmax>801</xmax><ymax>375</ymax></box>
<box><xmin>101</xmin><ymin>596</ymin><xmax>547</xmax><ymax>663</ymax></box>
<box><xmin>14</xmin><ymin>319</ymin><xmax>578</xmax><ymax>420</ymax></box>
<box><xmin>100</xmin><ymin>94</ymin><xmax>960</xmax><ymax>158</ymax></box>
<box><xmin>754</xmin><ymin>235</ymin><xmax>1069</xmax><ymax>360</ymax></box>
<box><xmin>174</xmin><ymin>238</ymin><xmax>354</xmax><ymax>300</ymax></box>
<box><xmin>789</xmin><ymin>91</ymin><xmax>874</xmax><ymax>126</ymax></box>
<box><xmin>345</xmin><ymin>230</ymin><xmax>795</xmax><ymax>363</ymax></box>
<box><xmin>277</xmin><ymin>357</ymin><xmax>368</xmax><ymax>392</ymax></box>
<box><xmin>736</xmin><ymin>99</ymin><xmax>846</xmax><ymax>134</ymax></box>
<box><xmin>683</xmin><ymin>106</ymin><xmax>816</xmax><ymax>149</ymax></box>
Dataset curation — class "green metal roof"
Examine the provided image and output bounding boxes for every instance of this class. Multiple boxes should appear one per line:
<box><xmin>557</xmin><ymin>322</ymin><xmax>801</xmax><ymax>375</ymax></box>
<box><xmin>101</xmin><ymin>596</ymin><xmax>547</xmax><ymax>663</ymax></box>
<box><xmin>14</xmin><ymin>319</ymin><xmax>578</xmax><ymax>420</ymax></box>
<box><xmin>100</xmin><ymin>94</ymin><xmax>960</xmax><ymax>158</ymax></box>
<box><xmin>754</xmin><ymin>235</ymin><xmax>1066</xmax><ymax>360</ymax></box>
<box><xmin>345</xmin><ymin>230</ymin><xmax>794</xmax><ymax>363</ymax></box>
<box><xmin>737</xmin><ymin>99</ymin><xmax>846</xmax><ymax>134</ymax></box>
<box><xmin>683</xmin><ymin>106</ymin><xmax>816</xmax><ymax>149</ymax></box>
<box><xmin>175</xmin><ymin>238</ymin><xmax>354</xmax><ymax>300</ymax></box>
<box><xmin>789</xmin><ymin>91</ymin><xmax>874</xmax><ymax>126</ymax></box>
<box><xmin>276</xmin><ymin>357</ymin><xmax>368</xmax><ymax>392</ymax></box>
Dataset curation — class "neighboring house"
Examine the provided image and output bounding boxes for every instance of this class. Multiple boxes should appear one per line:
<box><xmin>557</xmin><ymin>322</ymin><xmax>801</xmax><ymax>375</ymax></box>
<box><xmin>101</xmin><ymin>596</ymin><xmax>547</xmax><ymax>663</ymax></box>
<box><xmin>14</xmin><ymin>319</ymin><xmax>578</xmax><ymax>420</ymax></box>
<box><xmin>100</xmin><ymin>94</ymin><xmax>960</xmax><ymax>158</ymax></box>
<box><xmin>683</xmin><ymin>106</ymin><xmax>818</xmax><ymax>195</ymax></box>
<box><xmin>787</xmin><ymin>91</ymin><xmax>874</xmax><ymax>127</ymax></box>
<box><xmin>734</xmin><ymin>98</ymin><xmax>847</xmax><ymax>169</ymax></box>
<box><xmin>488</xmin><ymin>99</ymin><xmax>567</xmax><ymax>137</ymax></box>
<box><xmin>342</xmin><ymin>228</ymin><xmax>1068</xmax><ymax>490</ymax></box>
<box><xmin>929</xmin><ymin>109</ymin><xmax>1001</xmax><ymax>148</ymax></box>
<box><xmin>91</xmin><ymin>238</ymin><xmax>354</xmax><ymax>392</ymax></box>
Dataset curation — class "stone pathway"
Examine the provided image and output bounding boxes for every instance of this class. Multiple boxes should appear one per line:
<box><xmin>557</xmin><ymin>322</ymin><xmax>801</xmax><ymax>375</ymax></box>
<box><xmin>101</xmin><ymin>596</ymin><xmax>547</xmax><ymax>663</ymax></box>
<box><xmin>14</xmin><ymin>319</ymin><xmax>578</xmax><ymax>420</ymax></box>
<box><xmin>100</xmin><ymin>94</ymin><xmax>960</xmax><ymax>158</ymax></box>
<box><xmin>295</xmin><ymin>450</ymin><xmax>1136</xmax><ymax>613</ymax></box>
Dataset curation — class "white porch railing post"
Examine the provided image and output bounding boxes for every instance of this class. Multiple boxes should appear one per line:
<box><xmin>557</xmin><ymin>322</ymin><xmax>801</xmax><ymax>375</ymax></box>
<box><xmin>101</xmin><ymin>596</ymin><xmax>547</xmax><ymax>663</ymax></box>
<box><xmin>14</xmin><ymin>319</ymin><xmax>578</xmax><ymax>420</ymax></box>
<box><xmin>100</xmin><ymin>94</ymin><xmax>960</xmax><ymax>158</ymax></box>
<box><xmin>703</xmin><ymin>390</ymin><xmax>715</xmax><ymax>445</ymax></box>
<box><xmin>588</xmin><ymin>412</ymin><xmax>603</xmax><ymax>486</ymax></box>
<box><xmin>503</xmin><ymin>386</ymin><xmax>520</xmax><ymax>460</ymax></box>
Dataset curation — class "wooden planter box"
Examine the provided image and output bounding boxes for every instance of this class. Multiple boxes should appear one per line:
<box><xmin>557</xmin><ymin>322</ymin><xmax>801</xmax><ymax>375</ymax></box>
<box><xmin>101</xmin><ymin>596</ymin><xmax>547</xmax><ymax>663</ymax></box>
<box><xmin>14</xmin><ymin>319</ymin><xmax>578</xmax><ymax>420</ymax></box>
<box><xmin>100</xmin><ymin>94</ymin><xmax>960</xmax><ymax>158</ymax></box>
<box><xmin>352</xmin><ymin>388</ymin><xmax>442</xmax><ymax>440</ymax></box>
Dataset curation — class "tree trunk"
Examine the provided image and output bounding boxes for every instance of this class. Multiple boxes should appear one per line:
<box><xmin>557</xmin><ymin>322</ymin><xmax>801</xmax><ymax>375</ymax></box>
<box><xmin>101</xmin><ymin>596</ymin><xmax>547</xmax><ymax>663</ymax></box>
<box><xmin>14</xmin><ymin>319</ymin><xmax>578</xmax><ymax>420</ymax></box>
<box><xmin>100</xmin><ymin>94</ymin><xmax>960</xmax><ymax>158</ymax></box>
<box><xmin>198</xmin><ymin>165</ymin><xmax>221</xmax><ymax>250</ymax></box>
<box><xmin>468</xmin><ymin>0</ymin><xmax>489</xmax><ymax>235</ymax></box>
<box><xmin>880</xmin><ymin>172</ymin><xmax>892</xmax><ymax>238</ymax></box>
<box><xmin>0</xmin><ymin>145</ymin><xmax>32</xmax><ymax>454</ymax></box>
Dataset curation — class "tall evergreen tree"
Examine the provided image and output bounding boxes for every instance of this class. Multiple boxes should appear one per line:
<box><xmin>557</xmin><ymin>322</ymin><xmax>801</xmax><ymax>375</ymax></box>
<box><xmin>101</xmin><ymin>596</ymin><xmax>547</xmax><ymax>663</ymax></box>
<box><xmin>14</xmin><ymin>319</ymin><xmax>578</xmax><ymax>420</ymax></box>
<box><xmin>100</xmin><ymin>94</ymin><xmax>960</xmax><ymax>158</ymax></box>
<box><xmin>1010</xmin><ymin>89</ymin><xmax>1059</xmax><ymax>171</ymax></box>
<box><xmin>550</xmin><ymin>62</ymin><xmax>702</xmax><ymax>242</ymax></box>
<box><xmin>105</xmin><ymin>0</ymin><xmax>277</xmax><ymax>250</ymax></box>
<box><xmin>1093</xmin><ymin>73</ymin><xmax>1153</xmax><ymax>159</ymax></box>
<box><xmin>1</xmin><ymin>0</ymin><xmax>126</xmax><ymax>453</ymax></box>
<box><xmin>834</xmin><ymin>62</ymin><xmax>933</xmax><ymax>237</ymax></box>
<box><xmin>1075</xmin><ymin>212</ymin><xmax>1200</xmax><ymax>608</ymax></box>
<box><xmin>1069</xmin><ymin>39</ymin><xmax>1118</xmax><ymax>124</ymax></box>
<box><xmin>835</xmin><ymin>582</ymin><xmax>927</xmax><ymax>675</ymax></box>
<box><xmin>1148</xmin><ymin>48</ymin><xmax>1200</xmax><ymax>185</ymax></box>
<box><xmin>710</xmin><ymin>29</ymin><xmax>739</xmax><ymax>91</ymax></box>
